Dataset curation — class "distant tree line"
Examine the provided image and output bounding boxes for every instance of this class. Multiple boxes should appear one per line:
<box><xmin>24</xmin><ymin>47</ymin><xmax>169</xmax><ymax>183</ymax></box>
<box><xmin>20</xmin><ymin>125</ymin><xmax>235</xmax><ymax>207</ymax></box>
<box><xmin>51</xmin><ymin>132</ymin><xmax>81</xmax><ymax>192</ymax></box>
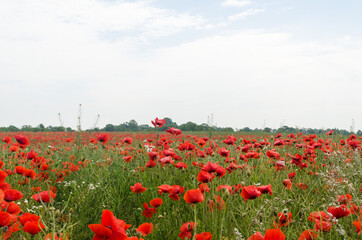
<box><xmin>0</xmin><ymin>118</ymin><xmax>361</xmax><ymax>135</ymax></box>
<box><xmin>0</xmin><ymin>124</ymin><xmax>72</xmax><ymax>132</ymax></box>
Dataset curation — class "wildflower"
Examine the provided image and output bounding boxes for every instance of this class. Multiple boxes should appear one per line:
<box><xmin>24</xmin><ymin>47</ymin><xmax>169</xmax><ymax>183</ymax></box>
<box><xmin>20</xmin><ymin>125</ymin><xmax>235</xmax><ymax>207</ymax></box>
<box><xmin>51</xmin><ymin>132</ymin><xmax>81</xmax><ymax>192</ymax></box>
<box><xmin>96</xmin><ymin>133</ymin><xmax>110</xmax><ymax>144</ymax></box>
<box><xmin>256</xmin><ymin>184</ymin><xmax>273</xmax><ymax>196</ymax></box>
<box><xmin>184</xmin><ymin>189</ymin><xmax>204</xmax><ymax>204</ymax></box>
<box><xmin>195</xmin><ymin>232</ymin><xmax>212</xmax><ymax>240</ymax></box>
<box><xmin>197</xmin><ymin>171</ymin><xmax>214</xmax><ymax>183</ymax></box>
<box><xmin>136</xmin><ymin>223</ymin><xmax>153</xmax><ymax>236</ymax></box>
<box><xmin>150</xmin><ymin>198</ymin><xmax>163</xmax><ymax>208</ymax></box>
<box><xmin>151</xmin><ymin>118</ymin><xmax>166</xmax><ymax>128</ymax></box>
<box><xmin>178</xmin><ymin>222</ymin><xmax>195</xmax><ymax>239</ymax></box>
<box><xmin>240</xmin><ymin>186</ymin><xmax>262</xmax><ymax>202</ymax></box>
<box><xmin>307</xmin><ymin>211</ymin><xmax>331</xmax><ymax>222</ymax></box>
<box><xmin>274</xmin><ymin>212</ymin><xmax>294</xmax><ymax>227</ymax></box>
<box><xmin>336</xmin><ymin>194</ymin><xmax>352</xmax><ymax>204</ymax></box>
<box><xmin>314</xmin><ymin>220</ymin><xmax>332</xmax><ymax>232</ymax></box>
<box><xmin>32</xmin><ymin>190</ymin><xmax>56</xmax><ymax>203</ymax></box>
<box><xmin>199</xmin><ymin>183</ymin><xmax>210</xmax><ymax>193</ymax></box>
<box><xmin>4</xmin><ymin>189</ymin><xmax>23</xmax><ymax>202</ymax></box>
<box><xmin>19</xmin><ymin>213</ymin><xmax>45</xmax><ymax>235</ymax></box>
<box><xmin>0</xmin><ymin>211</ymin><xmax>11</xmax><ymax>227</ymax></box>
<box><xmin>14</xmin><ymin>134</ymin><xmax>30</xmax><ymax>148</ymax></box>
<box><xmin>264</xmin><ymin>229</ymin><xmax>285</xmax><ymax>240</ymax></box>
<box><xmin>353</xmin><ymin>220</ymin><xmax>361</xmax><ymax>236</ymax></box>
<box><xmin>88</xmin><ymin>209</ymin><xmax>129</xmax><ymax>240</ymax></box>
<box><xmin>142</xmin><ymin>203</ymin><xmax>156</xmax><ymax>218</ymax></box>
<box><xmin>165</xmin><ymin>127</ymin><xmax>182</xmax><ymax>135</ymax></box>
<box><xmin>130</xmin><ymin>183</ymin><xmax>147</xmax><ymax>193</ymax></box>
<box><xmin>327</xmin><ymin>205</ymin><xmax>350</xmax><ymax>218</ymax></box>
<box><xmin>247</xmin><ymin>232</ymin><xmax>264</xmax><ymax>240</ymax></box>
<box><xmin>298</xmin><ymin>229</ymin><xmax>318</xmax><ymax>240</ymax></box>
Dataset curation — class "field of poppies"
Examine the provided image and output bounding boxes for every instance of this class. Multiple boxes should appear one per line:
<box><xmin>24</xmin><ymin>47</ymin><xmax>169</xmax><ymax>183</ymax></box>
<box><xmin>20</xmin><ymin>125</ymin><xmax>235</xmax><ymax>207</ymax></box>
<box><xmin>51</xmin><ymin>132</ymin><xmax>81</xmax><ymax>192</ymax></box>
<box><xmin>0</xmin><ymin>119</ymin><xmax>361</xmax><ymax>240</ymax></box>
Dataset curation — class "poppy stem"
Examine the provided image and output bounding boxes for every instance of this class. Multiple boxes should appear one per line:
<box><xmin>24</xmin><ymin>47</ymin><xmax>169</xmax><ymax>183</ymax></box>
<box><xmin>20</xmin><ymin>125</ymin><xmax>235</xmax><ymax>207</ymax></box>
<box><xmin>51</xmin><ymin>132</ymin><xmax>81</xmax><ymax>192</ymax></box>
<box><xmin>193</xmin><ymin>204</ymin><xmax>197</xmax><ymax>240</ymax></box>
<box><xmin>219</xmin><ymin>198</ymin><xmax>228</xmax><ymax>240</ymax></box>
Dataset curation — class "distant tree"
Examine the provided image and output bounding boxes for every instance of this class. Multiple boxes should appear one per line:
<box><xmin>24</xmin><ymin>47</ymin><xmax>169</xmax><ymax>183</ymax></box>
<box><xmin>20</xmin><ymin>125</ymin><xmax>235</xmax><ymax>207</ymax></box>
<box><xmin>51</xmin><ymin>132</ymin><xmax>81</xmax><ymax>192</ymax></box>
<box><xmin>104</xmin><ymin>124</ymin><xmax>115</xmax><ymax>132</ymax></box>
<box><xmin>66</xmin><ymin>127</ymin><xmax>74</xmax><ymax>132</ymax></box>
<box><xmin>128</xmin><ymin>120</ymin><xmax>139</xmax><ymax>131</ymax></box>
<box><xmin>139</xmin><ymin>124</ymin><xmax>151</xmax><ymax>131</ymax></box>
<box><xmin>242</xmin><ymin>127</ymin><xmax>252</xmax><ymax>132</ymax></box>
<box><xmin>160</xmin><ymin>117</ymin><xmax>178</xmax><ymax>131</ymax></box>
<box><xmin>179</xmin><ymin>122</ymin><xmax>198</xmax><ymax>131</ymax></box>
<box><xmin>8</xmin><ymin>125</ymin><xmax>19</xmax><ymax>132</ymax></box>
<box><xmin>264</xmin><ymin>127</ymin><xmax>272</xmax><ymax>133</ymax></box>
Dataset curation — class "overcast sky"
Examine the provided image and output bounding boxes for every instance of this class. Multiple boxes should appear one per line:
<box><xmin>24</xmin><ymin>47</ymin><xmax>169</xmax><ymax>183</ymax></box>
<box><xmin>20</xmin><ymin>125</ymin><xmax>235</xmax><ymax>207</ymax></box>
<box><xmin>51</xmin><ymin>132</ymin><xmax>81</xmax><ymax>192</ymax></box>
<box><xmin>1</xmin><ymin>0</ymin><xmax>361</xmax><ymax>131</ymax></box>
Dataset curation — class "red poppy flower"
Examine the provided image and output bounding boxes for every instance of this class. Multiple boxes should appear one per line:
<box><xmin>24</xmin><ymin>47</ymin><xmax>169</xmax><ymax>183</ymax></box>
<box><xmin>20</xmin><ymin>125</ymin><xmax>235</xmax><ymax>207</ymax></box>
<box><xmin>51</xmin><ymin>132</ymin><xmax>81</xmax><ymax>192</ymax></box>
<box><xmin>9</xmin><ymin>145</ymin><xmax>19</xmax><ymax>152</ymax></box>
<box><xmin>274</xmin><ymin>212</ymin><xmax>294</xmax><ymax>227</ymax></box>
<box><xmin>266</xmin><ymin>150</ymin><xmax>281</xmax><ymax>160</ymax></box>
<box><xmin>197</xmin><ymin>171</ymin><xmax>214</xmax><ymax>183</ymax></box>
<box><xmin>353</xmin><ymin>220</ymin><xmax>361</xmax><ymax>236</ymax></box>
<box><xmin>32</xmin><ymin>190</ymin><xmax>56</xmax><ymax>203</ymax></box>
<box><xmin>327</xmin><ymin>205</ymin><xmax>350</xmax><ymax>218</ymax></box>
<box><xmin>178</xmin><ymin>222</ymin><xmax>195</xmax><ymax>239</ymax></box>
<box><xmin>136</xmin><ymin>223</ymin><xmax>153</xmax><ymax>236</ymax></box>
<box><xmin>88</xmin><ymin>209</ymin><xmax>129</xmax><ymax>240</ymax></box>
<box><xmin>326</xmin><ymin>130</ymin><xmax>334</xmax><ymax>135</ymax></box>
<box><xmin>336</xmin><ymin>194</ymin><xmax>352</xmax><ymax>204</ymax></box>
<box><xmin>157</xmin><ymin>185</ymin><xmax>173</xmax><ymax>195</ymax></box>
<box><xmin>199</xmin><ymin>183</ymin><xmax>210</xmax><ymax>193</ymax></box>
<box><xmin>245</xmin><ymin>151</ymin><xmax>261</xmax><ymax>159</ymax></box>
<box><xmin>197</xmin><ymin>139</ymin><xmax>206</xmax><ymax>148</ymax></box>
<box><xmin>240</xmin><ymin>186</ymin><xmax>262</xmax><ymax>202</ymax></box>
<box><xmin>247</xmin><ymin>232</ymin><xmax>264</xmax><ymax>240</ymax></box>
<box><xmin>264</xmin><ymin>229</ymin><xmax>285</xmax><ymax>240</ymax></box>
<box><xmin>0</xmin><ymin>211</ymin><xmax>11</xmax><ymax>227</ymax></box>
<box><xmin>0</xmin><ymin>170</ymin><xmax>7</xmax><ymax>184</ymax></box>
<box><xmin>165</xmin><ymin>127</ymin><xmax>182</xmax><ymax>135</ymax></box>
<box><xmin>195</xmin><ymin>232</ymin><xmax>212</xmax><ymax>240</ymax></box>
<box><xmin>175</xmin><ymin>162</ymin><xmax>188</xmax><ymax>169</ymax></box>
<box><xmin>96</xmin><ymin>133</ymin><xmax>110</xmax><ymax>144</ymax></box>
<box><xmin>131</xmin><ymin>183</ymin><xmax>147</xmax><ymax>193</ymax></box>
<box><xmin>4</xmin><ymin>189</ymin><xmax>23</xmax><ymax>202</ymax></box>
<box><xmin>19</xmin><ymin>213</ymin><xmax>45</xmax><ymax>235</ymax></box>
<box><xmin>146</xmin><ymin>160</ymin><xmax>157</xmax><ymax>168</ymax></box>
<box><xmin>168</xmin><ymin>185</ymin><xmax>185</xmax><ymax>201</ymax></box>
<box><xmin>218</xmin><ymin>148</ymin><xmax>230</xmax><ymax>157</ymax></box>
<box><xmin>1</xmin><ymin>201</ymin><xmax>21</xmax><ymax>215</ymax></box>
<box><xmin>14</xmin><ymin>134</ymin><xmax>30</xmax><ymax>148</ymax></box>
<box><xmin>298</xmin><ymin>229</ymin><xmax>318</xmax><ymax>240</ymax></box>
<box><xmin>142</xmin><ymin>203</ymin><xmax>157</xmax><ymax>218</ymax></box>
<box><xmin>256</xmin><ymin>184</ymin><xmax>273</xmax><ymax>196</ymax></box>
<box><xmin>123</xmin><ymin>137</ymin><xmax>133</xmax><ymax>144</ymax></box>
<box><xmin>150</xmin><ymin>198</ymin><xmax>163</xmax><ymax>208</ymax></box>
<box><xmin>23</xmin><ymin>221</ymin><xmax>45</xmax><ymax>235</ymax></box>
<box><xmin>314</xmin><ymin>220</ymin><xmax>332</xmax><ymax>232</ymax></box>
<box><xmin>2</xmin><ymin>136</ymin><xmax>11</xmax><ymax>144</ymax></box>
<box><xmin>287</xmin><ymin>172</ymin><xmax>296</xmax><ymax>180</ymax></box>
<box><xmin>151</xmin><ymin>118</ymin><xmax>166</xmax><ymax>128</ymax></box>
<box><xmin>307</xmin><ymin>211</ymin><xmax>330</xmax><ymax>223</ymax></box>
<box><xmin>184</xmin><ymin>189</ymin><xmax>204</xmax><ymax>204</ymax></box>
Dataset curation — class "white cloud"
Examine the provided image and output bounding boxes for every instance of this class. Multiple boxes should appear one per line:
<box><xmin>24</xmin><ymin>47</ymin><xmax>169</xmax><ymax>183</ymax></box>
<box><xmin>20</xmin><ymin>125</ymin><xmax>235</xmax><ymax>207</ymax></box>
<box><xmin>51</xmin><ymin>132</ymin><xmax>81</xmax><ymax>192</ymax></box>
<box><xmin>0</xmin><ymin>0</ymin><xmax>204</xmax><ymax>43</ymax></box>
<box><xmin>229</xmin><ymin>9</ymin><xmax>265</xmax><ymax>21</ymax></box>
<box><xmin>222</xmin><ymin>0</ymin><xmax>251</xmax><ymax>7</ymax></box>
<box><xmin>0</xmin><ymin>1</ymin><xmax>362</xmax><ymax>131</ymax></box>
